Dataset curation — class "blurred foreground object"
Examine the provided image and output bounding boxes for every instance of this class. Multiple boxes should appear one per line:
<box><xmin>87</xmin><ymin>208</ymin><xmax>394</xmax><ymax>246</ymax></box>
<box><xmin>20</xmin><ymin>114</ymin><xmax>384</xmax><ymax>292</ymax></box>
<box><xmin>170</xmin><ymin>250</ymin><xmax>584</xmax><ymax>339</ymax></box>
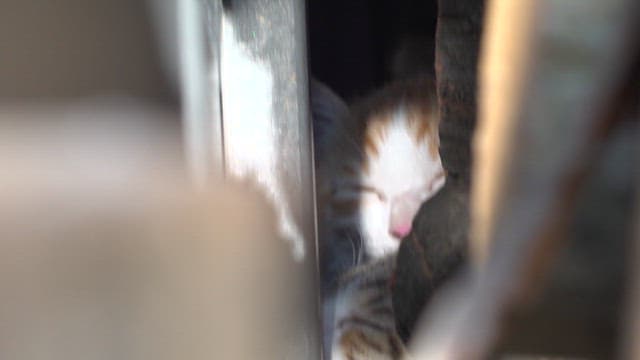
<box><xmin>0</xmin><ymin>104</ymin><xmax>301</xmax><ymax>359</ymax></box>
<box><xmin>628</xmin><ymin>199</ymin><xmax>640</xmax><ymax>359</ymax></box>
<box><xmin>407</xmin><ymin>0</ymin><xmax>640</xmax><ymax>358</ymax></box>
<box><xmin>0</xmin><ymin>0</ymin><xmax>171</xmax><ymax>101</ymax></box>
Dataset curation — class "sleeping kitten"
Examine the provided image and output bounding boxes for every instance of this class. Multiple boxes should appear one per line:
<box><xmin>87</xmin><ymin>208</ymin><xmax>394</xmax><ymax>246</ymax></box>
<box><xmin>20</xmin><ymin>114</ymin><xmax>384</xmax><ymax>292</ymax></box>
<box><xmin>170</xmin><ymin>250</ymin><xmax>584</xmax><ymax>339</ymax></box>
<box><xmin>315</xmin><ymin>78</ymin><xmax>444</xmax><ymax>283</ymax></box>
<box><xmin>313</xmin><ymin>78</ymin><xmax>444</xmax><ymax>359</ymax></box>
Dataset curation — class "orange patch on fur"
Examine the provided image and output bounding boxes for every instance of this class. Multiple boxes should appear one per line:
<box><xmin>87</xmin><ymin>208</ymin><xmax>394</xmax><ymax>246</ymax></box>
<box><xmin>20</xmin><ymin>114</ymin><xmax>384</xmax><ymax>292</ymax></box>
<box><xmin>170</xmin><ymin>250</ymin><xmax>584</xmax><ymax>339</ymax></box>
<box><xmin>340</xmin><ymin>329</ymin><xmax>383</xmax><ymax>357</ymax></box>
<box><xmin>363</xmin><ymin>115</ymin><xmax>390</xmax><ymax>158</ymax></box>
<box><xmin>342</xmin><ymin>165</ymin><xmax>358</xmax><ymax>176</ymax></box>
<box><xmin>364</xmin><ymin>134</ymin><xmax>379</xmax><ymax>157</ymax></box>
<box><xmin>362</xmin><ymin>112</ymin><xmax>394</xmax><ymax>168</ymax></box>
<box><xmin>407</xmin><ymin>105</ymin><xmax>440</xmax><ymax>160</ymax></box>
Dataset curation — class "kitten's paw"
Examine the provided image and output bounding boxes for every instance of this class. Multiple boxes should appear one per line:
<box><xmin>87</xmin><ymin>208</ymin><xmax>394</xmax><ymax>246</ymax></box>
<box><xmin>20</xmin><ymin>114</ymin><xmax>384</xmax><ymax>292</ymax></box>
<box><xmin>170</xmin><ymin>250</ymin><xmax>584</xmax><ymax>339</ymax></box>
<box><xmin>332</xmin><ymin>328</ymin><xmax>406</xmax><ymax>360</ymax></box>
<box><xmin>330</xmin><ymin>257</ymin><xmax>407</xmax><ymax>360</ymax></box>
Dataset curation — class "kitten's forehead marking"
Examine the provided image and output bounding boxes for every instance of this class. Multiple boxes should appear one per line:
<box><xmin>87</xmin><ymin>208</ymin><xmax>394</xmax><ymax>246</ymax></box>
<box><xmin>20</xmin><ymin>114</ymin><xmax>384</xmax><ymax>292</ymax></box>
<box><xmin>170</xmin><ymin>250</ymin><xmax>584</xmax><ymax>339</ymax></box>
<box><xmin>407</xmin><ymin>105</ymin><xmax>439</xmax><ymax>159</ymax></box>
<box><xmin>362</xmin><ymin>103</ymin><xmax>438</xmax><ymax>161</ymax></box>
<box><xmin>364</xmin><ymin>106</ymin><xmax>442</xmax><ymax>196</ymax></box>
<box><xmin>363</xmin><ymin>114</ymin><xmax>390</xmax><ymax>158</ymax></box>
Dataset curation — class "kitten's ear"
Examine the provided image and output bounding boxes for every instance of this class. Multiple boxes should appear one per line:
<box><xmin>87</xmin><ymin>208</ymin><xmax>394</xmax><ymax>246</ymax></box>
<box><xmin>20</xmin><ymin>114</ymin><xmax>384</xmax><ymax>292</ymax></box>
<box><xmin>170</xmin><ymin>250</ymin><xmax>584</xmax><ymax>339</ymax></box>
<box><xmin>309</xmin><ymin>77</ymin><xmax>349</xmax><ymax>161</ymax></box>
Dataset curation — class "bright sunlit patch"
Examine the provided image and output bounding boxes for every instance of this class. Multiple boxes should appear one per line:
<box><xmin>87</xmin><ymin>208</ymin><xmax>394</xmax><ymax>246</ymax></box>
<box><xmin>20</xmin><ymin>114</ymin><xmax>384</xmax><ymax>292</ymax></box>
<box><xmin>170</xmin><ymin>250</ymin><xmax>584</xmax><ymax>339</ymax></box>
<box><xmin>220</xmin><ymin>16</ymin><xmax>305</xmax><ymax>261</ymax></box>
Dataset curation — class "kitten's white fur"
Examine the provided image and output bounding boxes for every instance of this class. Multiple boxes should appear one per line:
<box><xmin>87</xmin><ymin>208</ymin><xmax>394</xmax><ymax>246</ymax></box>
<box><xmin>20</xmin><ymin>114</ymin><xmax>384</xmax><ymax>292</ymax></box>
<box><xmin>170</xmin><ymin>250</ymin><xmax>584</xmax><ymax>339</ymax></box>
<box><xmin>359</xmin><ymin>106</ymin><xmax>444</xmax><ymax>258</ymax></box>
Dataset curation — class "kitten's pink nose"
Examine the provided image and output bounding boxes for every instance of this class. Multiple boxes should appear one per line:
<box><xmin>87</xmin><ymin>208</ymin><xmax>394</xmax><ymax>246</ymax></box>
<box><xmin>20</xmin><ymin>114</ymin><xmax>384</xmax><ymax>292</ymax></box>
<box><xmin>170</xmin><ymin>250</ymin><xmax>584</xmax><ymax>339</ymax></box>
<box><xmin>389</xmin><ymin>191</ymin><xmax>421</xmax><ymax>240</ymax></box>
<box><xmin>390</xmin><ymin>223</ymin><xmax>412</xmax><ymax>240</ymax></box>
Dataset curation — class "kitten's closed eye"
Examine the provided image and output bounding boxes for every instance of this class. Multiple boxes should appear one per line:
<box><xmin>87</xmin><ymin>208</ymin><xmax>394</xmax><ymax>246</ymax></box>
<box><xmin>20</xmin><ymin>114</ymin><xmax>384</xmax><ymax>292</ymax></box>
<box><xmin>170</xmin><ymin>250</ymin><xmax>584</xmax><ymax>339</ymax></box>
<box><xmin>331</xmin><ymin>184</ymin><xmax>387</xmax><ymax>203</ymax></box>
<box><xmin>352</xmin><ymin>185</ymin><xmax>387</xmax><ymax>202</ymax></box>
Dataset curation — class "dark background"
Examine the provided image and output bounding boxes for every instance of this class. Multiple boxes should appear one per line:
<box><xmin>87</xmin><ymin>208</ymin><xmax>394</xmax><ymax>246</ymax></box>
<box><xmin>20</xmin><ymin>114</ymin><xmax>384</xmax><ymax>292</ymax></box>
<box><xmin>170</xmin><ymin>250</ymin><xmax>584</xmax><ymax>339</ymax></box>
<box><xmin>307</xmin><ymin>0</ymin><xmax>438</xmax><ymax>101</ymax></box>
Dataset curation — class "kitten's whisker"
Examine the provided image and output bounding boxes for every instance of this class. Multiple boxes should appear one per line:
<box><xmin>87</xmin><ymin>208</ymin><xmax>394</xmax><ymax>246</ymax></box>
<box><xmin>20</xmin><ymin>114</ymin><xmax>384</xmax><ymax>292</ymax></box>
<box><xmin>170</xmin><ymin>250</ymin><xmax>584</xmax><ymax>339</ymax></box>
<box><xmin>348</xmin><ymin>232</ymin><xmax>357</xmax><ymax>267</ymax></box>
<box><xmin>356</xmin><ymin>231</ymin><xmax>364</xmax><ymax>265</ymax></box>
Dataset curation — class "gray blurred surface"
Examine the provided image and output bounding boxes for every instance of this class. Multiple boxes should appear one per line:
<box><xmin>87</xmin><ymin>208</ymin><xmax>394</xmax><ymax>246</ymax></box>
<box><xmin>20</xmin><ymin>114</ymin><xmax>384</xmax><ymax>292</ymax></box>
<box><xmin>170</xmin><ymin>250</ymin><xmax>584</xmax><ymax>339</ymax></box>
<box><xmin>0</xmin><ymin>0</ymin><xmax>173</xmax><ymax>102</ymax></box>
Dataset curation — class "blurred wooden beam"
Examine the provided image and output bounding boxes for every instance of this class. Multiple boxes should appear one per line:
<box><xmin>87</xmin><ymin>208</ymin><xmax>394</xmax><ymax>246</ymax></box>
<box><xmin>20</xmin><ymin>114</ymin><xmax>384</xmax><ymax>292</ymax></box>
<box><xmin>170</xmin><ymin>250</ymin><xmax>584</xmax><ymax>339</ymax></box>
<box><xmin>411</xmin><ymin>0</ymin><xmax>640</xmax><ymax>358</ymax></box>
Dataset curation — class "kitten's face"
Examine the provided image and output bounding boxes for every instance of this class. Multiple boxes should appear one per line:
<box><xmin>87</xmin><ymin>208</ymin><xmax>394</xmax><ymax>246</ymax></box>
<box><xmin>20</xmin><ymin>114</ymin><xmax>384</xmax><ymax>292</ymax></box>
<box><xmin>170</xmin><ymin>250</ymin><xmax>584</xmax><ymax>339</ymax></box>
<box><xmin>358</xmin><ymin>107</ymin><xmax>444</xmax><ymax>258</ymax></box>
<box><xmin>317</xmin><ymin>79</ymin><xmax>443</xmax><ymax>261</ymax></box>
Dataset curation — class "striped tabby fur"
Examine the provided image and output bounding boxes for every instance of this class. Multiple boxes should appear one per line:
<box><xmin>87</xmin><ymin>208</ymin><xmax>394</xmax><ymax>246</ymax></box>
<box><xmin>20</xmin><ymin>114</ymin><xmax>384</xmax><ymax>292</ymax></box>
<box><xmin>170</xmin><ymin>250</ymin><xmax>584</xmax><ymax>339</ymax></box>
<box><xmin>330</xmin><ymin>257</ymin><xmax>407</xmax><ymax>360</ymax></box>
